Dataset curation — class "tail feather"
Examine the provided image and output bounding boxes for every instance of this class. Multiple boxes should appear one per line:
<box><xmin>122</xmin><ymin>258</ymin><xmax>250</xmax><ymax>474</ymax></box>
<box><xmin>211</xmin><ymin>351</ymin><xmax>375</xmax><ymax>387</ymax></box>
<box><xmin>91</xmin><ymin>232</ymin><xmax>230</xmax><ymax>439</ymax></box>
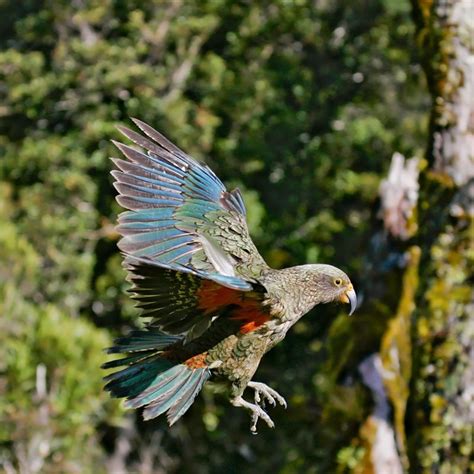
<box><xmin>166</xmin><ymin>369</ymin><xmax>209</xmax><ymax>425</ymax></box>
<box><xmin>107</xmin><ymin>330</ymin><xmax>179</xmax><ymax>353</ymax></box>
<box><xmin>142</xmin><ymin>370</ymin><xmax>196</xmax><ymax>420</ymax></box>
<box><xmin>125</xmin><ymin>364</ymin><xmax>186</xmax><ymax>409</ymax></box>
<box><xmin>103</xmin><ymin>329</ymin><xmax>210</xmax><ymax>423</ymax></box>
<box><xmin>143</xmin><ymin>368</ymin><xmax>209</xmax><ymax>421</ymax></box>
<box><xmin>104</xmin><ymin>358</ymin><xmax>173</xmax><ymax>399</ymax></box>
<box><xmin>102</xmin><ymin>352</ymin><xmax>155</xmax><ymax>370</ymax></box>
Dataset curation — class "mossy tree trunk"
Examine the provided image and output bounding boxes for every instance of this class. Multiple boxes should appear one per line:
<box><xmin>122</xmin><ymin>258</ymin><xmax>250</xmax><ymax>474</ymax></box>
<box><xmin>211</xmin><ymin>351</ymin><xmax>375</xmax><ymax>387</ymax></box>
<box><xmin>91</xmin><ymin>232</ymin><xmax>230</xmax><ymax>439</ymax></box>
<box><xmin>409</xmin><ymin>0</ymin><xmax>473</xmax><ymax>472</ymax></box>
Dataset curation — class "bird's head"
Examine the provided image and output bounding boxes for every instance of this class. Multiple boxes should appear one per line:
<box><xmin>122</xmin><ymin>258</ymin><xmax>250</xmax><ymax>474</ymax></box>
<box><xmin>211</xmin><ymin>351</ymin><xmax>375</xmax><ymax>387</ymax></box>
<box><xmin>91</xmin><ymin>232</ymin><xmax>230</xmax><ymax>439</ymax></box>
<box><xmin>300</xmin><ymin>264</ymin><xmax>357</xmax><ymax>315</ymax></box>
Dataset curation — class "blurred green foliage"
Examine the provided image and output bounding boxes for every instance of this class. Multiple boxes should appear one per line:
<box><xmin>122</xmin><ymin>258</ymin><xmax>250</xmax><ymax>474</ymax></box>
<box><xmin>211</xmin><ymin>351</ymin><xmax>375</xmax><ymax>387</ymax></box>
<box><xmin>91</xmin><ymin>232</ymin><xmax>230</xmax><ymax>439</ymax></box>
<box><xmin>0</xmin><ymin>182</ymin><xmax>120</xmax><ymax>471</ymax></box>
<box><xmin>0</xmin><ymin>0</ymin><xmax>442</xmax><ymax>472</ymax></box>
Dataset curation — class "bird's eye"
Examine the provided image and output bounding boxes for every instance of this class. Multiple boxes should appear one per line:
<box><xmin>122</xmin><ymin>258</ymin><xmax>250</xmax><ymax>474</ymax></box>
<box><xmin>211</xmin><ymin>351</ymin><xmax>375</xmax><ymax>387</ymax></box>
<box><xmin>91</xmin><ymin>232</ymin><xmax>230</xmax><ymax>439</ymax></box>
<box><xmin>334</xmin><ymin>278</ymin><xmax>342</xmax><ymax>286</ymax></box>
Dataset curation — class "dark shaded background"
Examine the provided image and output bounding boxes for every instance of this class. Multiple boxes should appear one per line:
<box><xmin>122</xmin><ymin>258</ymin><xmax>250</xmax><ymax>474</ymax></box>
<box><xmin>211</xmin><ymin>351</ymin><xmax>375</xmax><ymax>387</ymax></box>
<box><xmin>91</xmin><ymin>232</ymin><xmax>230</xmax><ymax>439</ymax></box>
<box><xmin>1</xmin><ymin>1</ymin><xmax>471</xmax><ymax>473</ymax></box>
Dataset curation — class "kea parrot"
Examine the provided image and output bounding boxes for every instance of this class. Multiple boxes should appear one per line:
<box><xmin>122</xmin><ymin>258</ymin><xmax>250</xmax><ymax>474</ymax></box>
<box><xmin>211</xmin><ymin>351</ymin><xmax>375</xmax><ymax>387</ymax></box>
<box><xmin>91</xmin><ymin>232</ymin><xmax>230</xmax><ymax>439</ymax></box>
<box><xmin>103</xmin><ymin>119</ymin><xmax>357</xmax><ymax>433</ymax></box>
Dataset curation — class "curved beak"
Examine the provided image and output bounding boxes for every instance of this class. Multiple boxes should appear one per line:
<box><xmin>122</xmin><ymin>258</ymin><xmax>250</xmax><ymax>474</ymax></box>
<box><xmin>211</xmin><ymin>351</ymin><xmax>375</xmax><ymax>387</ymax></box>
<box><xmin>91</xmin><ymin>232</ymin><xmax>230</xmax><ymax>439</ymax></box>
<box><xmin>339</xmin><ymin>286</ymin><xmax>357</xmax><ymax>316</ymax></box>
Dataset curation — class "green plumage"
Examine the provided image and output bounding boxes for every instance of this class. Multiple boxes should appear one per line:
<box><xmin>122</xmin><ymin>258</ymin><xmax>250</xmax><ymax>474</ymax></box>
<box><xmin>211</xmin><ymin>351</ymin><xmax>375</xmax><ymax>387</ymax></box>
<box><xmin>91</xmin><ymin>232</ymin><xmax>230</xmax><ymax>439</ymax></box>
<box><xmin>104</xmin><ymin>119</ymin><xmax>357</xmax><ymax>431</ymax></box>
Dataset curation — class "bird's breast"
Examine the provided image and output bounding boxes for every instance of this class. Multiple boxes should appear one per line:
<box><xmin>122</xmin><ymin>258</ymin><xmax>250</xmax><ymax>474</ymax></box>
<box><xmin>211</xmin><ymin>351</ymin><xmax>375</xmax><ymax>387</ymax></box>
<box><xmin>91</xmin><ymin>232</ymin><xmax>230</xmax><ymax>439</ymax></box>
<box><xmin>206</xmin><ymin>332</ymin><xmax>268</xmax><ymax>383</ymax></box>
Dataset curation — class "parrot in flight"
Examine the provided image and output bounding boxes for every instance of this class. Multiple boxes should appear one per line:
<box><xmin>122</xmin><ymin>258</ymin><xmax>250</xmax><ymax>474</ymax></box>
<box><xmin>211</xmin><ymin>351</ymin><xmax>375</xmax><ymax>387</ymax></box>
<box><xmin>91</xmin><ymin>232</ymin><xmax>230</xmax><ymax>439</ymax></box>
<box><xmin>103</xmin><ymin>118</ymin><xmax>357</xmax><ymax>433</ymax></box>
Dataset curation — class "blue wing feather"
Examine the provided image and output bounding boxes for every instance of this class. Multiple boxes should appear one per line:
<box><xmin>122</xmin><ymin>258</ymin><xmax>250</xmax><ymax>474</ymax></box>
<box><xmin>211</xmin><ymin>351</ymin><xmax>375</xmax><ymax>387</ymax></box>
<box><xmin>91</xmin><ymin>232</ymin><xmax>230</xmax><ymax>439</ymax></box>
<box><xmin>112</xmin><ymin>119</ymin><xmax>254</xmax><ymax>291</ymax></box>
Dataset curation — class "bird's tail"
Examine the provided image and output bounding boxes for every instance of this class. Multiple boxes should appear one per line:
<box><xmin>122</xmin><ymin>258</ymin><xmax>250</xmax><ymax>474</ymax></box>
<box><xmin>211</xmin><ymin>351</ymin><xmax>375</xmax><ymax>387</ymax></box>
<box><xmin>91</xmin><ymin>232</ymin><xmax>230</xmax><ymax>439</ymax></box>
<box><xmin>102</xmin><ymin>330</ymin><xmax>210</xmax><ymax>424</ymax></box>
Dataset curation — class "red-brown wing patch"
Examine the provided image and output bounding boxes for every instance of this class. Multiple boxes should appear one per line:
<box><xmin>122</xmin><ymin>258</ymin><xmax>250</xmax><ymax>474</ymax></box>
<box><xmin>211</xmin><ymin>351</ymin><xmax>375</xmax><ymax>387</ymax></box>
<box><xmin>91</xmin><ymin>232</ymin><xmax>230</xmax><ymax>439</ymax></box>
<box><xmin>196</xmin><ymin>280</ymin><xmax>243</xmax><ymax>314</ymax></box>
<box><xmin>230</xmin><ymin>301</ymin><xmax>270</xmax><ymax>334</ymax></box>
<box><xmin>196</xmin><ymin>280</ymin><xmax>269</xmax><ymax>333</ymax></box>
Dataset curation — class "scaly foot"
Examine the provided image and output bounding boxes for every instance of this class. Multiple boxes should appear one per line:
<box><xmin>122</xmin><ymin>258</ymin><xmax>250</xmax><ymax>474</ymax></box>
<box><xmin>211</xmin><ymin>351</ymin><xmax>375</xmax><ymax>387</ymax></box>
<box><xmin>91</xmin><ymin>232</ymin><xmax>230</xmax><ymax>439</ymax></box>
<box><xmin>231</xmin><ymin>395</ymin><xmax>275</xmax><ymax>434</ymax></box>
<box><xmin>247</xmin><ymin>381</ymin><xmax>287</xmax><ymax>409</ymax></box>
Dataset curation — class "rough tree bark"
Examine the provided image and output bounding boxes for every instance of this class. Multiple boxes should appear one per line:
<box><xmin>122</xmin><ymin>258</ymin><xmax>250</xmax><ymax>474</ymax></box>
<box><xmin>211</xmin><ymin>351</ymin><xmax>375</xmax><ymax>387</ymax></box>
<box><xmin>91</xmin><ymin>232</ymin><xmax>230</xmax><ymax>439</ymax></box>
<box><xmin>352</xmin><ymin>2</ymin><xmax>473</xmax><ymax>472</ymax></box>
<box><xmin>409</xmin><ymin>0</ymin><xmax>473</xmax><ymax>472</ymax></box>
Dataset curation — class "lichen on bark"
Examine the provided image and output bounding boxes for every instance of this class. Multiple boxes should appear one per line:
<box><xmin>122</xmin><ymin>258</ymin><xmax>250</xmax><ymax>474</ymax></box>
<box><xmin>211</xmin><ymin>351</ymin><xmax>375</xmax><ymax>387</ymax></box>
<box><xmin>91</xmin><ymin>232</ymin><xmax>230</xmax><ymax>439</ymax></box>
<box><xmin>380</xmin><ymin>245</ymin><xmax>420</xmax><ymax>471</ymax></box>
<box><xmin>410</xmin><ymin>0</ymin><xmax>474</xmax><ymax>472</ymax></box>
<box><xmin>411</xmin><ymin>0</ymin><xmax>474</xmax><ymax>185</ymax></box>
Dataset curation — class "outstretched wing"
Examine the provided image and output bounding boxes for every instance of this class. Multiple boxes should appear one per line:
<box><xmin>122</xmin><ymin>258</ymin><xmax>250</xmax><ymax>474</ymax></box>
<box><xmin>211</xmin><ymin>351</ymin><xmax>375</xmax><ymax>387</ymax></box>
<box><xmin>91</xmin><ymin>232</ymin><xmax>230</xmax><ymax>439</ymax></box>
<box><xmin>123</xmin><ymin>259</ymin><xmax>269</xmax><ymax>339</ymax></box>
<box><xmin>111</xmin><ymin>119</ymin><xmax>268</xmax><ymax>285</ymax></box>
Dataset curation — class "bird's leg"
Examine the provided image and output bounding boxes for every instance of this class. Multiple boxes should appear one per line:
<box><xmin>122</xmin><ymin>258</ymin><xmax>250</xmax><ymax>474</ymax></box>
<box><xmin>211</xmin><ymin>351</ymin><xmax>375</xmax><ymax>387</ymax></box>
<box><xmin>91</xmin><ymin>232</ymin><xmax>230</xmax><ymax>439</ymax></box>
<box><xmin>247</xmin><ymin>381</ymin><xmax>287</xmax><ymax>409</ymax></box>
<box><xmin>231</xmin><ymin>396</ymin><xmax>275</xmax><ymax>434</ymax></box>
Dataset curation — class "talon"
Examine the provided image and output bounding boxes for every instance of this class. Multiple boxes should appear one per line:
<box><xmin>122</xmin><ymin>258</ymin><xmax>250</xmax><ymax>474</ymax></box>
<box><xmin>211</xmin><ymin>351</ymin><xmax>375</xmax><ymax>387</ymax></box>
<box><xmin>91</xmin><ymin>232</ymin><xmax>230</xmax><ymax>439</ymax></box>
<box><xmin>251</xmin><ymin>412</ymin><xmax>259</xmax><ymax>433</ymax></box>
<box><xmin>247</xmin><ymin>381</ymin><xmax>287</xmax><ymax>409</ymax></box>
<box><xmin>254</xmin><ymin>391</ymin><xmax>261</xmax><ymax>405</ymax></box>
<box><xmin>232</xmin><ymin>395</ymin><xmax>276</xmax><ymax>433</ymax></box>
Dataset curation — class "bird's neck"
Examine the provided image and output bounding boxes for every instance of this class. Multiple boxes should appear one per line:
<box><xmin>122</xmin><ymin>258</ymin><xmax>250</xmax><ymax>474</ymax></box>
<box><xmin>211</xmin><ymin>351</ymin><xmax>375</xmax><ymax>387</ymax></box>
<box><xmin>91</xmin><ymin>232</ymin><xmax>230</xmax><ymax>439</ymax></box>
<box><xmin>261</xmin><ymin>266</ymin><xmax>329</xmax><ymax>321</ymax></box>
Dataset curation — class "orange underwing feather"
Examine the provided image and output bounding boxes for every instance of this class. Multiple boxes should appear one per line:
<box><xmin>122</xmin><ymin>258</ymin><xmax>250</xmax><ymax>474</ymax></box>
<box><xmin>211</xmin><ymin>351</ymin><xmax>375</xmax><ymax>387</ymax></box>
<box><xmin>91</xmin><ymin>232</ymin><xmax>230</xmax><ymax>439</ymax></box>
<box><xmin>196</xmin><ymin>281</ymin><xmax>270</xmax><ymax>333</ymax></box>
<box><xmin>196</xmin><ymin>280</ymin><xmax>243</xmax><ymax>313</ymax></box>
<box><xmin>231</xmin><ymin>302</ymin><xmax>270</xmax><ymax>334</ymax></box>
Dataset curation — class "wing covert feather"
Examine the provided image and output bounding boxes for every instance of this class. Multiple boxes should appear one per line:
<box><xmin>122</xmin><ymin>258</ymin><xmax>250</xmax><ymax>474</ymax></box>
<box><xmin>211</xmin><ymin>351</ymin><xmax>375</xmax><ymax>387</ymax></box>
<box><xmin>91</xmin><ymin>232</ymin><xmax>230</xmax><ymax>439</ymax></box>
<box><xmin>112</xmin><ymin>119</ymin><xmax>268</xmax><ymax>283</ymax></box>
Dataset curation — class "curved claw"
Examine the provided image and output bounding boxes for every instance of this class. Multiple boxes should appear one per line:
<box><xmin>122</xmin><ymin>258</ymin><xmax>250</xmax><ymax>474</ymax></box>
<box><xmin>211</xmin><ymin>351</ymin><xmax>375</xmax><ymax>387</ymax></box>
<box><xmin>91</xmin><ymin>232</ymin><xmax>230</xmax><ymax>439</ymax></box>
<box><xmin>247</xmin><ymin>381</ymin><xmax>287</xmax><ymax>409</ymax></box>
<box><xmin>231</xmin><ymin>395</ymin><xmax>275</xmax><ymax>434</ymax></box>
<box><xmin>250</xmin><ymin>405</ymin><xmax>275</xmax><ymax>433</ymax></box>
